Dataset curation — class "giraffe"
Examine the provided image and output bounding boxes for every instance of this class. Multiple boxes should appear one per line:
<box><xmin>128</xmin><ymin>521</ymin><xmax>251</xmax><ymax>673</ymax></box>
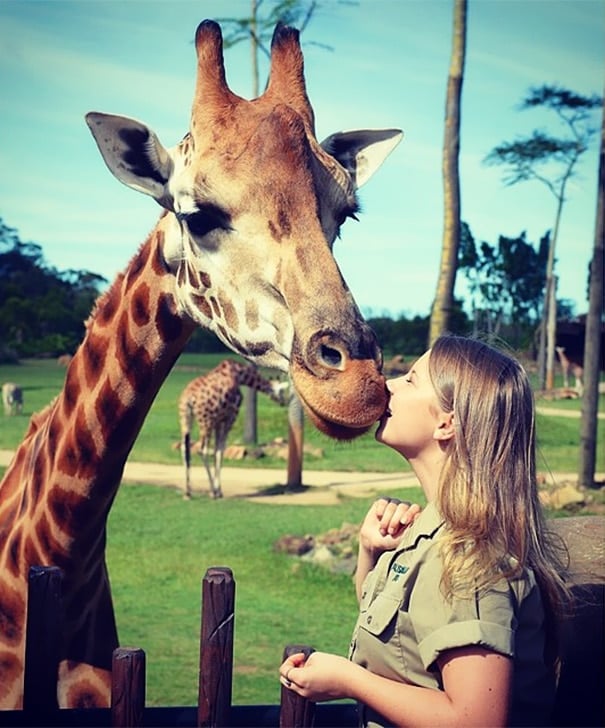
<box><xmin>2</xmin><ymin>382</ymin><xmax>23</xmax><ymax>416</ymax></box>
<box><xmin>0</xmin><ymin>20</ymin><xmax>402</xmax><ymax>709</ymax></box>
<box><xmin>555</xmin><ymin>346</ymin><xmax>584</xmax><ymax>395</ymax></box>
<box><xmin>178</xmin><ymin>359</ymin><xmax>288</xmax><ymax>499</ymax></box>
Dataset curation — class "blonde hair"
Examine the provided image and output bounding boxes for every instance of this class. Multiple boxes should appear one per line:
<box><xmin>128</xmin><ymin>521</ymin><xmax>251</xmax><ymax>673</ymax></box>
<box><xmin>428</xmin><ymin>335</ymin><xmax>570</xmax><ymax>618</ymax></box>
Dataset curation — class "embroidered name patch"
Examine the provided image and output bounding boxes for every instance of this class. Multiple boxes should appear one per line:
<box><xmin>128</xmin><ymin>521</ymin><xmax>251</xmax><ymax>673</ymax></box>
<box><xmin>391</xmin><ymin>563</ymin><xmax>409</xmax><ymax>581</ymax></box>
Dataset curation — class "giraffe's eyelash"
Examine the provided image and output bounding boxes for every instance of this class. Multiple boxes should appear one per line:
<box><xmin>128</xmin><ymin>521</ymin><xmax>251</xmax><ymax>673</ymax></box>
<box><xmin>178</xmin><ymin>203</ymin><xmax>232</xmax><ymax>237</ymax></box>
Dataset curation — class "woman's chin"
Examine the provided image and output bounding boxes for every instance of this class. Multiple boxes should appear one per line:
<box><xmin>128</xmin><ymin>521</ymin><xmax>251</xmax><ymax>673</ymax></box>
<box><xmin>374</xmin><ymin>416</ymin><xmax>388</xmax><ymax>443</ymax></box>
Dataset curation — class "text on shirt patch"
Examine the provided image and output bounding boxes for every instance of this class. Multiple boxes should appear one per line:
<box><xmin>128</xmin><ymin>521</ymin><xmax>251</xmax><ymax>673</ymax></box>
<box><xmin>391</xmin><ymin>563</ymin><xmax>409</xmax><ymax>581</ymax></box>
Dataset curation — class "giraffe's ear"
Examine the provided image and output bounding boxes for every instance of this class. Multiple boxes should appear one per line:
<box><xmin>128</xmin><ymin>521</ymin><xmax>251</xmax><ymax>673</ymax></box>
<box><xmin>86</xmin><ymin>112</ymin><xmax>174</xmax><ymax>206</ymax></box>
<box><xmin>320</xmin><ymin>129</ymin><xmax>403</xmax><ymax>189</ymax></box>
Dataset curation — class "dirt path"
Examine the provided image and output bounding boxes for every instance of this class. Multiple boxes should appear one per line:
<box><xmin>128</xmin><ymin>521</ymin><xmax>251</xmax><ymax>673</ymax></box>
<box><xmin>0</xmin><ymin>449</ymin><xmax>599</xmax><ymax>506</ymax></box>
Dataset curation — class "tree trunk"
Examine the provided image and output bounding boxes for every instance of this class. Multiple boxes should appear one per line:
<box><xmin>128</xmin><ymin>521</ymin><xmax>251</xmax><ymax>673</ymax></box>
<box><xmin>545</xmin><ymin>273</ymin><xmax>558</xmax><ymax>389</ymax></box>
<box><xmin>250</xmin><ymin>0</ymin><xmax>259</xmax><ymax>97</ymax></box>
<box><xmin>579</xmin><ymin>100</ymin><xmax>604</xmax><ymax>488</ymax></box>
<box><xmin>429</xmin><ymin>0</ymin><xmax>467</xmax><ymax>345</ymax></box>
<box><xmin>542</xmin><ymin>191</ymin><xmax>565</xmax><ymax>389</ymax></box>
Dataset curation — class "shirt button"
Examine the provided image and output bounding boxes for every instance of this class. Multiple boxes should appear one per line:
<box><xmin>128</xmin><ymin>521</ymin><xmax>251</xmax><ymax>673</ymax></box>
<box><xmin>366</xmin><ymin>615</ymin><xmax>373</xmax><ymax>624</ymax></box>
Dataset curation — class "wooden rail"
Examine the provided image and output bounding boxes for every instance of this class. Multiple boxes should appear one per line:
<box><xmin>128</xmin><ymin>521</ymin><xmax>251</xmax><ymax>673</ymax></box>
<box><xmin>1</xmin><ymin>518</ymin><xmax>603</xmax><ymax>728</ymax></box>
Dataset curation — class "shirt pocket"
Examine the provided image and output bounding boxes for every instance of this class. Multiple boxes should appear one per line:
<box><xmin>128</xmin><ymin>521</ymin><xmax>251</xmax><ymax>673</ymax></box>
<box><xmin>360</xmin><ymin>593</ymin><xmax>400</xmax><ymax>638</ymax></box>
<box><xmin>357</xmin><ymin>593</ymin><xmax>414</xmax><ymax>681</ymax></box>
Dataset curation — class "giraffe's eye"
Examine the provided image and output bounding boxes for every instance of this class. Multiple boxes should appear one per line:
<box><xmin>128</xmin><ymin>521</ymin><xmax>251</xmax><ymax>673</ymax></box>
<box><xmin>185</xmin><ymin>204</ymin><xmax>231</xmax><ymax>238</ymax></box>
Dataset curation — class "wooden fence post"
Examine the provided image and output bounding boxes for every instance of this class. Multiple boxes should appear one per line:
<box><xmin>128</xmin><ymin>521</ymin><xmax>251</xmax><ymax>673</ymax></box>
<box><xmin>286</xmin><ymin>393</ymin><xmax>304</xmax><ymax>490</ymax></box>
<box><xmin>24</xmin><ymin>565</ymin><xmax>63</xmax><ymax>713</ymax></box>
<box><xmin>198</xmin><ymin>566</ymin><xmax>235</xmax><ymax>728</ymax></box>
<box><xmin>280</xmin><ymin>645</ymin><xmax>316</xmax><ymax>728</ymax></box>
<box><xmin>111</xmin><ymin>647</ymin><xmax>146</xmax><ymax>727</ymax></box>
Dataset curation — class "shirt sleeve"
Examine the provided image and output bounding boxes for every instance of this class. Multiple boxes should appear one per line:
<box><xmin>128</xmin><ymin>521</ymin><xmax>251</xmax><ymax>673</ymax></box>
<box><xmin>411</xmin><ymin>545</ymin><xmax>525</xmax><ymax>671</ymax></box>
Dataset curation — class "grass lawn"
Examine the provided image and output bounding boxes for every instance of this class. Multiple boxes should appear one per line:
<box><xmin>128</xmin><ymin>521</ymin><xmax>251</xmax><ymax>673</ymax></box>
<box><xmin>1</xmin><ymin>354</ymin><xmax>603</xmax><ymax>474</ymax></box>
<box><xmin>105</xmin><ymin>483</ymin><xmax>426</xmax><ymax>706</ymax></box>
<box><xmin>0</xmin><ymin>354</ymin><xmax>603</xmax><ymax>706</ymax></box>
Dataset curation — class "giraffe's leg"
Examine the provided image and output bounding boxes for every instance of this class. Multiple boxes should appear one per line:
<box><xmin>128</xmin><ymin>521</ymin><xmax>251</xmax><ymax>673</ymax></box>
<box><xmin>201</xmin><ymin>437</ymin><xmax>217</xmax><ymax>497</ymax></box>
<box><xmin>213</xmin><ymin>440</ymin><xmax>225</xmax><ymax>499</ymax></box>
<box><xmin>575</xmin><ymin>372</ymin><xmax>584</xmax><ymax>396</ymax></box>
<box><xmin>212</xmin><ymin>415</ymin><xmax>235</xmax><ymax>499</ymax></box>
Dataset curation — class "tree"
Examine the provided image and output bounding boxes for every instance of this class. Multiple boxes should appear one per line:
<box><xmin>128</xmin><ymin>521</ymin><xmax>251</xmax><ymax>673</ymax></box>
<box><xmin>579</xmin><ymin>97</ymin><xmax>604</xmax><ymax>488</ymax></box>
<box><xmin>0</xmin><ymin>217</ymin><xmax>106</xmax><ymax>360</ymax></box>
<box><xmin>485</xmin><ymin>85</ymin><xmax>602</xmax><ymax>388</ymax></box>
<box><xmin>429</xmin><ymin>0</ymin><xmax>468</xmax><ymax>345</ymax></box>
<box><xmin>218</xmin><ymin>0</ymin><xmax>329</xmax><ymax>96</ymax></box>
<box><xmin>457</xmin><ymin>223</ymin><xmax>548</xmax><ymax>346</ymax></box>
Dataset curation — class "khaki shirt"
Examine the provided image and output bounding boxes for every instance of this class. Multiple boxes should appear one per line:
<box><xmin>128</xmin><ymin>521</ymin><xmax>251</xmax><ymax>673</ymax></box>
<box><xmin>349</xmin><ymin>502</ymin><xmax>555</xmax><ymax>727</ymax></box>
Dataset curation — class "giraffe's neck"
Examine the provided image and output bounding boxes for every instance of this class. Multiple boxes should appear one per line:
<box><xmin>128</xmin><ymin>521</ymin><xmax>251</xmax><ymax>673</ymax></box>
<box><xmin>0</xmin><ymin>217</ymin><xmax>195</xmax><ymax>708</ymax></box>
<box><xmin>35</xmin><ymin>221</ymin><xmax>194</xmax><ymax>526</ymax></box>
<box><xmin>233</xmin><ymin>362</ymin><xmax>280</xmax><ymax>401</ymax></box>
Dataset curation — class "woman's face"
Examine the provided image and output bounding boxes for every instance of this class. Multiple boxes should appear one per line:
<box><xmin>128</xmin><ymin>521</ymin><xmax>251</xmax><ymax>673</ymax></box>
<box><xmin>375</xmin><ymin>350</ymin><xmax>451</xmax><ymax>459</ymax></box>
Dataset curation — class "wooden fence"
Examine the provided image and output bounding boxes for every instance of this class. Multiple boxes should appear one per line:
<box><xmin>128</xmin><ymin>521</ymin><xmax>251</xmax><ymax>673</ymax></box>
<box><xmin>1</xmin><ymin>520</ymin><xmax>604</xmax><ymax>728</ymax></box>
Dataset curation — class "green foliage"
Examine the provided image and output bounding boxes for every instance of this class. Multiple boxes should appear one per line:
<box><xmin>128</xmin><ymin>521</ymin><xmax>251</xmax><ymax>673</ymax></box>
<box><xmin>457</xmin><ymin>223</ymin><xmax>550</xmax><ymax>344</ymax></box>
<box><xmin>0</xmin><ymin>217</ymin><xmax>107</xmax><ymax>360</ymax></box>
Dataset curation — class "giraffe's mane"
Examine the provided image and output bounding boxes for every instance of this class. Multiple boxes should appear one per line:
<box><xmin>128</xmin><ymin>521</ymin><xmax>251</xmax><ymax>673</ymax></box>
<box><xmin>84</xmin><ymin>218</ymin><xmax>166</xmax><ymax>331</ymax></box>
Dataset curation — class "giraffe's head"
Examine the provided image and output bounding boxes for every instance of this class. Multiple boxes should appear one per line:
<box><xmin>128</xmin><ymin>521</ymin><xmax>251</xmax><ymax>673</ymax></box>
<box><xmin>86</xmin><ymin>20</ymin><xmax>402</xmax><ymax>440</ymax></box>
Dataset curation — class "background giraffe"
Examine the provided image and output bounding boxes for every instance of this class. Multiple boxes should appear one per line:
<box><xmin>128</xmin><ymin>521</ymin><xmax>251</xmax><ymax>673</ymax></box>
<box><xmin>0</xmin><ymin>20</ymin><xmax>401</xmax><ymax>709</ymax></box>
<box><xmin>1</xmin><ymin>382</ymin><xmax>23</xmax><ymax>416</ymax></box>
<box><xmin>178</xmin><ymin>359</ymin><xmax>288</xmax><ymax>499</ymax></box>
<box><xmin>555</xmin><ymin>346</ymin><xmax>584</xmax><ymax>395</ymax></box>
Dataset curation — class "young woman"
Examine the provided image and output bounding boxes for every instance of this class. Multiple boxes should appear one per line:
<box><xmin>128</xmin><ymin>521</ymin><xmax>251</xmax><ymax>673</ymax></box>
<box><xmin>279</xmin><ymin>335</ymin><xmax>570</xmax><ymax>727</ymax></box>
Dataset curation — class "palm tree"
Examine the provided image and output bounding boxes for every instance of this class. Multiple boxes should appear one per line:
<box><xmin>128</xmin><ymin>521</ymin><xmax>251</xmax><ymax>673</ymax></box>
<box><xmin>579</xmin><ymin>98</ymin><xmax>604</xmax><ymax>488</ymax></box>
<box><xmin>429</xmin><ymin>0</ymin><xmax>468</xmax><ymax>345</ymax></box>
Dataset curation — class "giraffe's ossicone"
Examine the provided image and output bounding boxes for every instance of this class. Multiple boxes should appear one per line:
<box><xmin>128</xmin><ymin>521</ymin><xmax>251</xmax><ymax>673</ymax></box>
<box><xmin>0</xmin><ymin>20</ymin><xmax>402</xmax><ymax>710</ymax></box>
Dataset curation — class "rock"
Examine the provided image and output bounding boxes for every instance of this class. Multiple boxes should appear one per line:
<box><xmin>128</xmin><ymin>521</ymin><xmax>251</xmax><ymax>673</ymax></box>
<box><xmin>274</xmin><ymin>534</ymin><xmax>314</xmax><ymax>556</ymax></box>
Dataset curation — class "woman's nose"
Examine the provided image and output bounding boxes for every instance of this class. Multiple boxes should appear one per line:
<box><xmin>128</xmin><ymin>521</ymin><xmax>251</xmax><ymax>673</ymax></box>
<box><xmin>386</xmin><ymin>377</ymin><xmax>402</xmax><ymax>394</ymax></box>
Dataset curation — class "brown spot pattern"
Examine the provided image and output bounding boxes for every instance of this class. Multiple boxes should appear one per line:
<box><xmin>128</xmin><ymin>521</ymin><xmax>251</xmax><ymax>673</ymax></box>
<box><xmin>124</xmin><ymin>244</ymin><xmax>149</xmax><ymax>293</ymax></box>
<box><xmin>191</xmin><ymin>294</ymin><xmax>212</xmax><ymax>319</ymax></box>
<box><xmin>221</xmin><ymin>299</ymin><xmax>239</xmax><ymax>331</ymax></box>
<box><xmin>95</xmin><ymin>380</ymin><xmax>125</xmax><ymax>442</ymax></box>
<box><xmin>95</xmin><ymin>284</ymin><xmax>119</xmax><ymax>327</ymax></box>
<box><xmin>7</xmin><ymin>533</ymin><xmax>21</xmax><ymax>578</ymax></box>
<box><xmin>155</xmin><ymin>292</ymin><xmax>183</xmax><ymax>343</ymax></box>
<box><xmin>82</xmin><ymin>337</ymin><xmax>105</xmax><ymax>390</ymax></box>
<box><xmin>0</xmin><ymin>587</ymin><xmax>23</xmax><ymax>645</ymax></box>
<box><xmin>131</xmin><ymin>283</ymin><xmax>151</xmax><ymax>327</ymax></box>
<box><xmin>151</xmin><ymin>233</ymin><xmax>168</xmax><ymax>275</ymax></box>
<box><xmin>245</xmin><ymin>299</ymin><xmax>259</xmax><ymax>330</ymax></box>
<box><xmin>57</xmin><ymin>409</ymin><xmax>98</xmax><ymax>480</ymax></box>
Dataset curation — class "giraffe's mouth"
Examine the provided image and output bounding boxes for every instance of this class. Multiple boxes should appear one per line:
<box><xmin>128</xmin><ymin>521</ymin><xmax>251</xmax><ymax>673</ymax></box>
<box><xmin>290</xmin><ymin>360</ymin><xmax>388</xmax><ymax>441</ymax></box>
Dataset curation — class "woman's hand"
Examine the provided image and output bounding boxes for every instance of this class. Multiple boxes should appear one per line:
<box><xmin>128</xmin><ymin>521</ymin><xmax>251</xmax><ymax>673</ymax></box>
<box><xmin>279</xmin><ymin>651</ymin><xmax>360</xmax><ymax>703</ymax></box>
<box><xmin>355</xmin><ymin>497</ymin><xmax>421</xmax><ymax>599</ymax></box>
<box><xmin>359</xmin><ymin>497</ymin><xmax>421</xmax><ymax>554</ymax></box>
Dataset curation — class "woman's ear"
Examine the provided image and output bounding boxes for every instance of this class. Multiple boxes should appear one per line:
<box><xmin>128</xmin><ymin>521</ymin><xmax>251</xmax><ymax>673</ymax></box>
<box><xmin>434</xmin><ymin>412</ymin><xmax>455</xmax><ymax>442</ymax></box>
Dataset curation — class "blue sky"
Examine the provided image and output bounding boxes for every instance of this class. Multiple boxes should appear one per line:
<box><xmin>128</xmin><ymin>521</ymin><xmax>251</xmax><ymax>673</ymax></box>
<box><xmin>0</xmin><ymin>0</ymin><xmax>602</xmax><ymax>318</ymax></box>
